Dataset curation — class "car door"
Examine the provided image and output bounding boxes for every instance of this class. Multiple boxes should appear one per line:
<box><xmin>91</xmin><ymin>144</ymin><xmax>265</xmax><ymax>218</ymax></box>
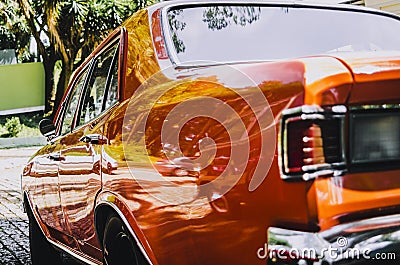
<box><xmin>30</xmin><ymin>139</ymin><xmax>71</xmax><ymax>244</ymax></box>
<box><xmin>58</xmin><ymin>39</ymin><xmax>120</xmax><ymax>260</ymax></box>
<box><xmin>32</xmin><ymin>62</ymin><xmax>94</xmax><ymax>251</ymax></box>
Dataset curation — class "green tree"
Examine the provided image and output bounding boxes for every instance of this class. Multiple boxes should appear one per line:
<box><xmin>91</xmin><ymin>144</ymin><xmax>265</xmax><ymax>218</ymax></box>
<box><xmin>17</xmin><ymin>0</ymin><xmax>155</xmax><ymax>115</ymax></box>
<box><xmin>0</xmin><ymin>0</ymin><xmax>31</xmax><ymax>62</ymax></box>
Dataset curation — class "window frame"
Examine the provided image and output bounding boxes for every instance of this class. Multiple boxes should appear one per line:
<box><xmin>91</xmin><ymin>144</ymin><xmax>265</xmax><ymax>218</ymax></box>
<box><xmin>74</xmin><ymin>40</ymin><xmax>120</xmax><ymax>129</ymax></box>
<box><xmin>54</xmin><ymin>29</ymin><xmax>125</xmax><ymax>136</ymax></box>
<box><xmin>102</xmin><ymin>45</ymin><xmax>120</xmax><ymax>111</ymax></box>
<box><xmin>55</xmin><ymin>61</ymin><xmax>94</xmax><ymax>136</ymax></box>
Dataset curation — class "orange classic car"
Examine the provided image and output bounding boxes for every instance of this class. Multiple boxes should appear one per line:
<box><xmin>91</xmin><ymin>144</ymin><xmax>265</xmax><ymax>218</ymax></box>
<box><xmin>22</xmin><ymin>1</ymin><xmax>400</xmax><ymax>264</ymax></box>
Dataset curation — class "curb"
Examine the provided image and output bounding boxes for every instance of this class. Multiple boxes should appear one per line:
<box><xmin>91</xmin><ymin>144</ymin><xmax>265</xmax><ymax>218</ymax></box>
<box><xmin>0</xmin><ymin>136</ymin><xmax>46</xmax><ymax>149</ymax></box>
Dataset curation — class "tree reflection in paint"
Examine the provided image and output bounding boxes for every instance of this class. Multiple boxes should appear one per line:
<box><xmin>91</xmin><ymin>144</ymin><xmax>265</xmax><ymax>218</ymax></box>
<box><xmin>202</xmin><ymin>6</ymin><xmax>261</xmax><ymax>30</ymax></box>
<box><xmin>168</xmin><ymin>9</ymin><xmax>186</xmax><ymax>54</ymax></box>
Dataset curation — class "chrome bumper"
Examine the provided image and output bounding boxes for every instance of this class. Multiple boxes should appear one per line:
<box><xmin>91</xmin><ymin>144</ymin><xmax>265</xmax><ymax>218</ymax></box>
<box><xmin>265</xmin><ymin>214</ymin><xmax>400</xmax><ymax>264</ymax></box>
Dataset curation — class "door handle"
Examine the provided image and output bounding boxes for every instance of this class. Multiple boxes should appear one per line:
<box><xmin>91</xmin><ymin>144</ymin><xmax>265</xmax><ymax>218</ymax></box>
<box><xmin>79</xmin><ymin>134</ymin><xmax>108</xmax><ymax>145</ymax></box>
<box><xmin>48</xmin><ymin>153</ymin><xmax>65</xmax><ymax>161</ymax></box>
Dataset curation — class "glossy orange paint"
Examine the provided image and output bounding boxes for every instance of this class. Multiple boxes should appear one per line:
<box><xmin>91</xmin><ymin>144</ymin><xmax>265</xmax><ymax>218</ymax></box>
<box><xmin>100</xmin><ymin>65</ymin><xmax>311</xmax><ymax>265</ymax></box>
<box><xmin>299</xmin><ymin>56</ymin><xmax>353</xmax><ymax>106</ymax></box>
<box><xmin>337</xmin><ymin>51</ymin><xmax>400</xmax><ymax>104</ymax></box>
<box><xmin>21</xmin><ymin>2</ymin><xmax>400</xmax><ymax>265</ymax></box>
<box><xmin>310</xmin><ymin>52</ymin><xmax>400</xmax><ymax>231</ymax></box>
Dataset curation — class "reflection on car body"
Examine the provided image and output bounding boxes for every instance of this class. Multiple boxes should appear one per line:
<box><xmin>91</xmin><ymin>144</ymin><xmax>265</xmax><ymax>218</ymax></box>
<box><xmin>21</xmin><ymin>1</ymin><xmax>400</xmax><ymax>265</ymax></box>
<box><xmin>101</xmin><ymin>149</ymin><xmax>118</xmax><ymax>174</ymax></box>
<box><xmin>154</xmin><ymin>157</ymin><xmax>200</xmax><ymax>177</ymax></box>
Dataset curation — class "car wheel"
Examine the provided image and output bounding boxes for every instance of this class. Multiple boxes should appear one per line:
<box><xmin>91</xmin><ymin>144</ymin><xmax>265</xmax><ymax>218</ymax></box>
<box><xmin>103</xmin><ymin>216</ymin><xmax>146</xmax><ymax>265</ymax></box>
<box><xmin>27</xmin><ymin>206</ymin><xmax>63</xmax><ymax>265</ymax></box>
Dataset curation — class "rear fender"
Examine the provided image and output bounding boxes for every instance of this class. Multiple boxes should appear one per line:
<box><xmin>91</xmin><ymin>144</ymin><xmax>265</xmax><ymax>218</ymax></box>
<box><xmin>94</xmin><ymin>191</ymin><xmax>158</xmax><ymax>265</ymax></box>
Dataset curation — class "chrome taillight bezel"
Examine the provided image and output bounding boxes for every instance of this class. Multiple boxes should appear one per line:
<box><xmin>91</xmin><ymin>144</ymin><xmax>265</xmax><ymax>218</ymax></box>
<box><xmin>280</xmin><ymin>105</ymin><xmax>347</xmax><ymax>181</ymax></box>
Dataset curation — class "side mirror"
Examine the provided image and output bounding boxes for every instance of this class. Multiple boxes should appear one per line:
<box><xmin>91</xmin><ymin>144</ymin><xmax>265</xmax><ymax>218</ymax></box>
<box><xmin>39</xmin><ymin>119</ymin><xmax>56</xmax><ymax>138</ymax></box>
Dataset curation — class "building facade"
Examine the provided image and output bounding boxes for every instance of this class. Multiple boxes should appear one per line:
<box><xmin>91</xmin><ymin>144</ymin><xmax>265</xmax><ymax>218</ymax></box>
<box><xmin>343</xmin><ymin>0</ymin><xmax>400</xmax><ymax>15</ymax></box>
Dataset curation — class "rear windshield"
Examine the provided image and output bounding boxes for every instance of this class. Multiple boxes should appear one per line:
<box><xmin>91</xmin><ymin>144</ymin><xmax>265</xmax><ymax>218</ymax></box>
<box><xmin>165</xmin><ymin>5</ymin><xmax>400</xmax><ymax>64</ymax></box>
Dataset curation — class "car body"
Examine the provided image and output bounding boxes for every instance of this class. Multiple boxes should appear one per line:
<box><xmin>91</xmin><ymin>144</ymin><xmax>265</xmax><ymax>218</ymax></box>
<box><xmin>22</xmin><ymin>1</ymin><xmax>400</xmax><ymax>265</ymax></box>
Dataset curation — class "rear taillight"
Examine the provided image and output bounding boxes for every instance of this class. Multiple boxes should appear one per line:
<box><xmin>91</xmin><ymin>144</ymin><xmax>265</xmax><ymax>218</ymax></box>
<box><xmin>280</xmin><ymin>105</ymin><xmax>346</xmax><ymax>181</ymax></box>
<box><xmin>349</xmin><ymin>105</ymin><xmax>400</xmax><ymax>172</ymax></box>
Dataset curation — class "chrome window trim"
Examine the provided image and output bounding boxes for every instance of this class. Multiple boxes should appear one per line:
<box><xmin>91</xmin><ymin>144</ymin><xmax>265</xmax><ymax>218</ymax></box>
<box><xmin>57</xmin><ymin>60</ymin><xmax>94</xmax><ymax>136</ymax></box>
<box><xmin>102</xmin><ymin>44</ymin><xmax>121</xmax><ymax>111</ymax></box>
<box><xmin>72</xmin><ymin>38</ymin><xmax>121</xmax><ymax>133</ymax></box>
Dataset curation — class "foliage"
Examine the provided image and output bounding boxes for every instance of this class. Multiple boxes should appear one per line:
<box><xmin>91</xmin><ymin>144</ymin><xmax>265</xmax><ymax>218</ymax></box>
<box><xmin>1</xmin><ymin>0</ymin><xmax>157</xmax><ymax>114</ymax></box>
<box><xmin>0</xmin><ymin>113</ymin><xmax>43</xmax><ymax>138</ymax></box>
<box><xmin>0</xmin><ymin>0</ymin><xmax>32</xmax><ymax>62</ymax></box>
<box><xmin>37</xmin><ymin>0</ymin><xmax>138</xmax><ymax>64</ymax></box>
<box><xmin>17</xmin><ymin>0</ymin><xmax>157</xmax><ymax>115</ymax></box>
<box><xmin>4</xmin><ymin>117</ymin><xmax>22</xmax><ymax>137</ymax></box>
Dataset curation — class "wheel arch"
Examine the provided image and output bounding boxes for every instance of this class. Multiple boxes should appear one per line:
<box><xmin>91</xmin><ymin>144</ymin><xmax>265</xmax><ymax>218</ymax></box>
<box><xmin>94</xmin><ymin>195</ymin><xmax>158</xmax><ymax>265</ymax></box>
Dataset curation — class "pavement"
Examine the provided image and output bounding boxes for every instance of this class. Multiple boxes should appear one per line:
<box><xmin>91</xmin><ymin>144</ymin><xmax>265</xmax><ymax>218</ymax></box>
<box><xmin>0</xmin><ymin>136</ymin><xmax>46</xmax><ymax>149</ymax></box>
<box><xmin>0</xmin><ymin>147</ymin><xmax>85</xmax><ymax>265</ymax></box>
<box><xmin>0</xmin><ymin>147</ymin><xmax>36</xmax><ymax>265</ymax></box>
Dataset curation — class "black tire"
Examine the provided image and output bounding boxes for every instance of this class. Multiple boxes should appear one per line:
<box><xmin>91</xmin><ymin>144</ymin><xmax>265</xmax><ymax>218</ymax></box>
<box><xmin>27</xmin><ymin>207</ymin><xmax>63</xmax><ymax>265</ymax></box>
<box><xmin>102</xmin><ymin>216</ymin><xmax>146</xmax><ymax>265</ymax></box>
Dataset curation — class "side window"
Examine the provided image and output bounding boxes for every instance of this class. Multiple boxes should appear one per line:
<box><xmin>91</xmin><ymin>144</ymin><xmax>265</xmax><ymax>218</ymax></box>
<box><xmin>61</xmin><ymin>68</ymin><xmax>89</xmax><ymax>135</ymax></box>
<box><xmin>104</xmin><ymin>47</ymin><xmax>119</xmax><ymax>110</ymax></box>
<box><xmin>78</xmin><ymin>43</ymin><xmax>118</xmax><ymax>126</ymax></box>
